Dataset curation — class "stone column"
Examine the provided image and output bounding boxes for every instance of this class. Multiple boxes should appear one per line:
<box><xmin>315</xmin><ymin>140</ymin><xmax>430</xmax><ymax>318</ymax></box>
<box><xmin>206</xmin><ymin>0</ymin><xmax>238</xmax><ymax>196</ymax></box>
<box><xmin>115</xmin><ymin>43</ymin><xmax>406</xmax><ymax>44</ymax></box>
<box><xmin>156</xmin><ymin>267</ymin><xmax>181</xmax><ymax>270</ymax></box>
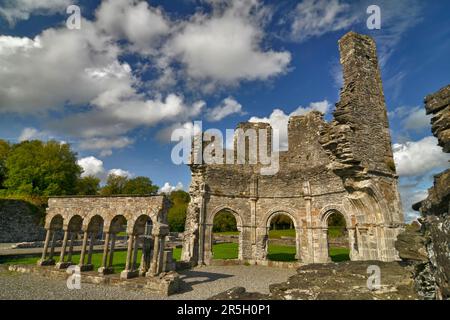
<box><xmin>98</xmin><ymin>232</ymin><xmax>113</xmax><ymax>275</ymax></box>
<box><xmin>132</xmin><ymin>235</ymin><xmax>139</xmax><ymax>270</ymax></box>
<box><xmin>79</xmin><ymin>230</ymin><xmax>93</xmax><ymax>271</ymax></box>
<box><xmin>139</xmin><ymin>236</ymin><xmax>152</xmax><ymax>276</ymax></box>
<box><xmin>197</xmin><ymin>183</ymin><xmax>206</xmax><ymax>265</ymax></box>
<box><xmin>108</xmin><ymin>233</ymin><xmax>116</xmax><ymax>268</ymax></box>
<box><xmin>87</xmin><ymin>232</ymin><xmax>95</xmax><ymax>265</ymax></box>
<box><xmin>48</xmin><ymin>231</ymin><xmax>57</xmax><ymax>261</ymax></box>
<box><xmin>67</xmin><ymin>232</ymin><xmax>75</xmax><ymax>263</ymax></box>
<box><xmin>55</xmin><ymin>230</ymin><xmax>71</xmax><ymax>269</ymax></box>
<box><xmin>303</xmin><ymin>181</ymin><xmax>314</xmax><ymax>263</ymax></box>
<box><xmin>37</xmin><ymin>229</ymin><xmax>55</xmax><ymax>266</ymax></box>
<box><xmin>120</xmin><ymin>233</ymin><xmax>138</xmax><ymax>279</ymax></box>
<box><xmin>146</xmin><ymin>224</ymin><xmax>169</xmax><ymax>277</ymax></box>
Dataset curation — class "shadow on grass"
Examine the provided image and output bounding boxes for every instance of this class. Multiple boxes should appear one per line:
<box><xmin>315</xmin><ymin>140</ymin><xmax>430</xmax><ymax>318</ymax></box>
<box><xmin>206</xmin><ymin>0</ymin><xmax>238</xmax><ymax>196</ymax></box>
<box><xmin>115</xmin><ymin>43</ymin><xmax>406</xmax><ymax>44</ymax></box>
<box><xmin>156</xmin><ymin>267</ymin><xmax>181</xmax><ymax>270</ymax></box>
<box><xmin>267</xmin><ymin>253</ymin><xmax>296</xmax><ymax>262</ymax></box>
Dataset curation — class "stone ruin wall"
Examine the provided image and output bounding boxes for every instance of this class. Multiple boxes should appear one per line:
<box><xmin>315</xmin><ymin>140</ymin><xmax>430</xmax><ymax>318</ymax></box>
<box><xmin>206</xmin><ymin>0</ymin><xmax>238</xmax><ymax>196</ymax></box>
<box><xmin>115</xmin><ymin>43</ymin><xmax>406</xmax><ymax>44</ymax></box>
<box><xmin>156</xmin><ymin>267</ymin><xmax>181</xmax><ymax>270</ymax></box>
<box><xmin>412</xmin><ymin>84</ymin><xmax>450</xmax><ymax>299</ymax></box>
<box><xmin>182</xmin><ymin>32</ymin><xmax>405</xmax><ymax>266</ymax></box>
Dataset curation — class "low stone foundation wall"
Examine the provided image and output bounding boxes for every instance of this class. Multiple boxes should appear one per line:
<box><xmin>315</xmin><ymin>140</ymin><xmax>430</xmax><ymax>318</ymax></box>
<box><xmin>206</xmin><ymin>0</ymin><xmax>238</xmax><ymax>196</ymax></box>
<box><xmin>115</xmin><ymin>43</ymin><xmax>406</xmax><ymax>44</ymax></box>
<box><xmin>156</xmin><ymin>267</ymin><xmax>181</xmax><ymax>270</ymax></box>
<box><xmin>7</xmin><ymin>264</ymin><xmax>182</xmax><ymax>296</ymax></box>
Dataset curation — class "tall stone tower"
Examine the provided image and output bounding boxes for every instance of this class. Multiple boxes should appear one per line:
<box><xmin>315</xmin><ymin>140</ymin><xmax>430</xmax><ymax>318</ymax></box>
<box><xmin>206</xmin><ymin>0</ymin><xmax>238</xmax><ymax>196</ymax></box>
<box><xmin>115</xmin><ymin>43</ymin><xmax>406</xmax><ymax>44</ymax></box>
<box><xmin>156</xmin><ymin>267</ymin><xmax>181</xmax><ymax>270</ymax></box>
<box><xmin>336</xmin><ymin>32</ymin><xmax>395</xmax><ymax>175</ymax></box>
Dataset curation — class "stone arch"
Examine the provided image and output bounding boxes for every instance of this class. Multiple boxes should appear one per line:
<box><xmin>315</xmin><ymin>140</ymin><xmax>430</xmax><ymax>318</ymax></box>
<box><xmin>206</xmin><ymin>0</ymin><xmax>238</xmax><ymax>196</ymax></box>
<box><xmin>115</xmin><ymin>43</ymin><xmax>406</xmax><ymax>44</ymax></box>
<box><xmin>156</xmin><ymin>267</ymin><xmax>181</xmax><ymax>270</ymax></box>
<box><xmin>205</xmin><ymin>206</ymin><xmax>244</xmax><ymax>263</ymax></box>
<box><xmin>67</xmin><ymin>215</ymin><xmax>83</xmax><ymax>232</ymax></box>
<box><xmin>87</xmin><ymin>215</ymin><xmax>104</xmax><ymax>233</ymax></box>
<box><xmin>318</xmin><ymin>205</ymin><xmax>354</xmax><ymax>262</ymax></box>
<box><xmin>260</xmin><ymin>208</ymin><xmax>301</xmax><ymax>262</ymax></box>
<box><xmin>49</xmin><ymin>214</ymin><xmax>64</xmax><ymax>230</ymax></box>
<box><xmin>106</xmin><ymin>215</ymin><xmax>128</xmax><ymax>234</ymax></box>
<box><xmin>132</xmin><ymin>214</ymin><xmax>154</xmax><ymax>236</ymax></box>
<box><xmin>319</xmin><ymin>204</ymin><xmax>353</xmax><ymax>229</ymax></box>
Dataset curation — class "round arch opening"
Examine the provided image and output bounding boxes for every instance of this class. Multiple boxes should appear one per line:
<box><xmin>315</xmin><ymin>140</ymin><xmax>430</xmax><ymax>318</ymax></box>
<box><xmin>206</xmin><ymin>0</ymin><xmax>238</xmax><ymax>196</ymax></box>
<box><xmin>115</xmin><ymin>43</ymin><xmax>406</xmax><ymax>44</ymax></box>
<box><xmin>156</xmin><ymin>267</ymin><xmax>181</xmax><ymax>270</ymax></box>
<box><xmin>325</xmin><ymin>211</ymin><xmax>350</xmax><ymax>262</ymax></box>
<box><xmin>265</xmin><ymin>212</ymin><xmax>298</xmax><ymax>262</ymax></box>
<box><xmin>211</xmin><ymin>209</ymin><xmax>241</xmax><ymax>261</ymax></box>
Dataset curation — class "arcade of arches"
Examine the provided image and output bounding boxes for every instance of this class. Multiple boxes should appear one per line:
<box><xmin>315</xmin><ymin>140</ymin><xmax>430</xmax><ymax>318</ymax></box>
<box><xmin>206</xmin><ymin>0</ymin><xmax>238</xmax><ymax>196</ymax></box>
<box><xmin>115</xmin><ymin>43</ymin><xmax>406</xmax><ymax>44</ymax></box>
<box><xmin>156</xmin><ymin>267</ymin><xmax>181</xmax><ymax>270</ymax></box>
<box><xmin>37</xmin><ymin>196</ymin><xmax>175</xmax><ymax>279</ymax></box>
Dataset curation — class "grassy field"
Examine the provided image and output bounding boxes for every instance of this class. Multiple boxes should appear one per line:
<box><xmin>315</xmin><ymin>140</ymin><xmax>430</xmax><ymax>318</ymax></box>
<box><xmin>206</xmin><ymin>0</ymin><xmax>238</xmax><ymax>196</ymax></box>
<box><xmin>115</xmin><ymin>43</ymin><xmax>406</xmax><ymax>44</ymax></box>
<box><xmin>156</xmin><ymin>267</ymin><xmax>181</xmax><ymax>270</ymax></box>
<box><xmin>0</xmin><ymin>244</ymin><xmax>350</xmax><ymax>270</ymax></box>
<box><xmin>215</xmin><ymin>228</ymin><xmax>345</xmax><ymax>239</ymax></box>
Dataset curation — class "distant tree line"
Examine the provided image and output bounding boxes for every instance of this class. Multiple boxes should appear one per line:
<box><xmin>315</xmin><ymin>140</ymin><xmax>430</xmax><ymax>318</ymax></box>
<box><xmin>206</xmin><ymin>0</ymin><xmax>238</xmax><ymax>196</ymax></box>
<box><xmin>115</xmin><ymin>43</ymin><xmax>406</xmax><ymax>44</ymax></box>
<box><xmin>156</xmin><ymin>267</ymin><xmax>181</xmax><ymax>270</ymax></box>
<box><xmin>0</xmin><ymin>139</ymin><xmax>193</xmax><ymax>232</ymax></box>
<box><xmin>0</xmin><ymin>139</ymin><xmax>158</xmax><ymax>197</ymax></box>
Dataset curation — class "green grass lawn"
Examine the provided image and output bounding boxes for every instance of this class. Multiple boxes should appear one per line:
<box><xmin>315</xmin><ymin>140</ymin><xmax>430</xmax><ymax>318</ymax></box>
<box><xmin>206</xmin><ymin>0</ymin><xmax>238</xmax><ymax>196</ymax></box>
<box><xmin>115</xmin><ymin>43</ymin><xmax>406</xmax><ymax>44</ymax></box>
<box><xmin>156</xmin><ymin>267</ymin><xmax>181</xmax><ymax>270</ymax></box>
<box><xmin>0</xmin><ymin>250</ymin><xmax>134</xmax><ymax>273</ymax></box>
<box><xmin>214</xmin><ymin>229</ymin><xmax>296</xmax><ymax>239</ymax></box>
<box><xmin>0</xmin><ymin>244</ymin><xmax>350</xmax><ymax>268</ymax></box>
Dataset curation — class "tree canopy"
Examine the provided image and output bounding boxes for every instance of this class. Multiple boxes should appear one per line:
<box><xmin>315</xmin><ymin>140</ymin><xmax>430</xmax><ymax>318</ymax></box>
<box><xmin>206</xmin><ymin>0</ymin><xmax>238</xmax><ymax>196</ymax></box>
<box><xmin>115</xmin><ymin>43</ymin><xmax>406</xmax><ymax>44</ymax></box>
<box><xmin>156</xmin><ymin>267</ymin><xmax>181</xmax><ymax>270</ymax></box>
<box><xmin>4</xmin><ymin>140</ymin><xmax>81</xmax><ymax>196</ymax></box>
<box><xmin>168</xmin><ymin>190</ymin><xmax>190</xmax><ymax>232</ymax></box>
<box><xmin>100</xmin><ymin>174</ymin><xmax>159</xmax><ymax>196</ymax></box>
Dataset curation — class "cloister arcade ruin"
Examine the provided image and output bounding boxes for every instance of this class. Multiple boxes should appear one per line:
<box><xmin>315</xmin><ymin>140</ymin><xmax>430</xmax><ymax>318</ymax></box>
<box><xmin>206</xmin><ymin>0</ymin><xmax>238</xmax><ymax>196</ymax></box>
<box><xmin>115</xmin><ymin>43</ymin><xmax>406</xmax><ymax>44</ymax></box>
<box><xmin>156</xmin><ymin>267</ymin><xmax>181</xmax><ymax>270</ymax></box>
<box><xmin>37</xmin><ymin>196</ymin><xmax>175</xmax><ymax>279</ymax></box>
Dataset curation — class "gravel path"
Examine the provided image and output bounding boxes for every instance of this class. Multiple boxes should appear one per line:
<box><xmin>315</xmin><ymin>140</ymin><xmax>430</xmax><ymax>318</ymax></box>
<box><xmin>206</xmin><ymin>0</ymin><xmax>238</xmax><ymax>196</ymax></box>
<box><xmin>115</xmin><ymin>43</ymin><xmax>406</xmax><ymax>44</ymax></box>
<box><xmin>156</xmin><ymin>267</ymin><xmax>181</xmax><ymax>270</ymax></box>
<box><xmin>0</xmin><ymin>265</ymin><xmax>295</xmax><ymax>300</ymax></box>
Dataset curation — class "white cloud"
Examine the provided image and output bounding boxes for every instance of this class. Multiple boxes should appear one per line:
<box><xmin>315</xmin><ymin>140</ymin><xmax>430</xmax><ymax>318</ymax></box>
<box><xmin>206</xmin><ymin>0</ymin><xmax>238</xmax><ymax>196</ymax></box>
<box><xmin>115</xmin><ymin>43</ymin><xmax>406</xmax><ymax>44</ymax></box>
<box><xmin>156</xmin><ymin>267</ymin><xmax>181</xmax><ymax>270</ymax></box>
<box><xmin>249</xmin><ymin>100</ymin><xmax>331</xmax><ymax>150</ymax></box>
<box><xmin>0</xmin><ymin>0</ymin><xmax>71</xmax><ymax>25</ymax></box>
<box><xmin>399</xmin><ymin>181</ymin><xmax>428</xmax><ymax>223</ymax></box>
<box><xmin>403</xmin><ymin>107</ymin><xmax>431</xmax><ymax>131</ymax></box>
<box><xmin>95</xmin><ymin>0</ymin><xmax>170</xmax><ymax>53</ymax></box>
<box><xmin>18</xmin><ymin>127</ymin><xmax>47</xmax><ymax>142</ymax></box>
<box><xmin>108</xmin><ymin>168</ymin><xmax>133</xmax><ymax>178</ymax></box>
<box><xmin>206</xmin><ymin>97</ymin><xmax>245</xmax><ymax>122</ymax></box>
<box><xmin>393</xmin><ymin>136</ymin><xmax>449</xmax><ymax>177</ymax></box>
<box><xmin>165</xmin><ymin>0</ymin><xmax>291</xmax><ymax>86</ymax></box>
<box><xmin>78</xmin><ymin>137</ymin><xmax>134</xmax><ymax>157</ymax></box>
<box><xmin>77</xmin><ymin>156</ymin><xmax>105</xmax><ymax>178</ymax></box>
<box><xmin>290</xmin><ymin>0</ymin><xmax>358</xmax><ymax>42</ymax></box>
<box><xmin>156</xmin><ymin>121</ymin><xmax>202</xmax><ymax>143</ymax></box>
<box><xmin>159</xmin><ymin>182</ymin><xmax>184</xmax><ymax>194</ymax></box>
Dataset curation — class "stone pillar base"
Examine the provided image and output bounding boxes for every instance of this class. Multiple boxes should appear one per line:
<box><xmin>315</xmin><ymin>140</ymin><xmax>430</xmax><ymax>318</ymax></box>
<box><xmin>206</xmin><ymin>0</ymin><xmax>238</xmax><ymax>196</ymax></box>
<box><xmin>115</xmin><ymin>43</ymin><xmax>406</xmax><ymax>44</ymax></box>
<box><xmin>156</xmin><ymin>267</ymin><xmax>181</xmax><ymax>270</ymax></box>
<box><xmin>55</xmin><ymin>261</ymin><xmax>73</xmax><ymax>269</ymax></box>
<box><xmin>79</xmin><ymin>264</ymin><xmax>94</xmax><ymax>272</ymax></box>
<box><xmin>98</xmin><ymin>266</ymin><xmax>114</xmax><ymax>275</ymax></box>
<box><xmin>120</xmin><ymin>270</ymin><xmax>139</xmax><ymax>280</ymax></box>
<box><xmin>37</xmin><ymin>259</ymin><xmax>55</xmax><ymax>266</ymax></box>
<box><xmin>145</xmin><ymin>270</ymin><xmax>157</xmax><ymax>277</ymax></box>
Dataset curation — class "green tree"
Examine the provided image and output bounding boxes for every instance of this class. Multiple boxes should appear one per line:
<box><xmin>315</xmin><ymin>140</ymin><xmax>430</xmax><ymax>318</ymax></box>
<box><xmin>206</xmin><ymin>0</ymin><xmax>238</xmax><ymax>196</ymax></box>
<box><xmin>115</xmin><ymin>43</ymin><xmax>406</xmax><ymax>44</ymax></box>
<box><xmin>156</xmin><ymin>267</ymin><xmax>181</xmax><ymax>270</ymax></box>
<box><xmin>100</xmin><ymin>174</ymin><xmax>128</xmax><ymax>195</ymax></box>
<box><xmin>0</xmin><ymin>140</ymin><xmax>10</xmax><ymax>189</ymax></box>
<box><xmin>168</xmin><ymin>190</ymin><xmax>190</xmax><ymax>232</ymax></box>
<box><xmin>76</xmin><ymin>175</ymin><xmax>101</xmax><ymax>195</ymax></box>
<box><xmin>4</xmin><ymin>140</ymin><xmax>81</xmax><ymax>196</ymax></box>
<box><xmin>213</xmin><ymin>211</ymin><xmax>237</xmax><ymax>232</ymax></box>
<box><xmin>123</xmin><ymin>176</ymin><xmax>158</xmax><ymax>195</ymax></box>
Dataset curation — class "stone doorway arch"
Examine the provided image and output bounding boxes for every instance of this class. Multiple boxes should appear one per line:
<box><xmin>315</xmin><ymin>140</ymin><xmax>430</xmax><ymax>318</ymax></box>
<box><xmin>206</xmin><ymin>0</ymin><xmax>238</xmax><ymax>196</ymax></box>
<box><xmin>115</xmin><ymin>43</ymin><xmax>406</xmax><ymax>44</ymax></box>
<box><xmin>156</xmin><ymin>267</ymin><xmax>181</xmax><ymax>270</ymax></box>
<box><xmin>204</xmin><ymin>206</ymin><xmax>244</xmax><ymax>264</ymax></box>
<box><xmin>260</xmin><ymin>209</ymin><xmax>301</xmax><ymax>262</ymax></box>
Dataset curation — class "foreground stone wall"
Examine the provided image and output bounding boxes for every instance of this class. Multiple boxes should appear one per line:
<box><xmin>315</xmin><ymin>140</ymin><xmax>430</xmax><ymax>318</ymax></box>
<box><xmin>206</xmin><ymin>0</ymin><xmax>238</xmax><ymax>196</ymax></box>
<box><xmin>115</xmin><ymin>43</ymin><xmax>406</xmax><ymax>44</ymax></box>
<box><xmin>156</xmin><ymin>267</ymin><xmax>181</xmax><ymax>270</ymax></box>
<box><xmin>182</xmin><ymin>32</ymin><xmax>404</xmax><ymax>266</ymax></box>
<box><xmin>0</xmin><ymin>199</ymin><xmax>46</xmax><ymax>242</ymax></box>
<box><xmin>412</xmin><ymin>84</ymin><xmax>450</xmax><ymax>300</ymax></box>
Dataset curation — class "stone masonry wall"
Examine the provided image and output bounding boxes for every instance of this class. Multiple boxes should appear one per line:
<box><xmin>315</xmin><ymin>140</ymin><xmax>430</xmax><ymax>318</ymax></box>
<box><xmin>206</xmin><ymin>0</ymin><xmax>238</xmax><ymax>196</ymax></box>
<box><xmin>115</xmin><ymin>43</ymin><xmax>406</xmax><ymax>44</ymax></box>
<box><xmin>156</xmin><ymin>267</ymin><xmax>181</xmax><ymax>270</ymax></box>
<box><xmin>412</xmin><ymin>84</ymin><xmax>450</xmax><ymax>299</ymax></box>
<box><xmin>0</xmin><ymin>199</ymin><xmax>46</xmax><ymax>242</ymax></box>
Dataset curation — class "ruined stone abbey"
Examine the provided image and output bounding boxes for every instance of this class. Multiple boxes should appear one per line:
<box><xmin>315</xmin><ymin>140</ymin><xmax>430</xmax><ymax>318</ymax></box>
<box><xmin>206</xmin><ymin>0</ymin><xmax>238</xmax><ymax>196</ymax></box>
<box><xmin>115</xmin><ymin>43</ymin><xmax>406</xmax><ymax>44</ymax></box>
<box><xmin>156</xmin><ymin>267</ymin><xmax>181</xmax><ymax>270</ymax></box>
<box><xmin>34</xmin><ymin>32</ymin><xmax>405</xmax><ymax>289</ymax></box>
<box><xmin>181</xmin><ymin>32</ymin><xmax>405</xmax><ymax>265</ymax></box>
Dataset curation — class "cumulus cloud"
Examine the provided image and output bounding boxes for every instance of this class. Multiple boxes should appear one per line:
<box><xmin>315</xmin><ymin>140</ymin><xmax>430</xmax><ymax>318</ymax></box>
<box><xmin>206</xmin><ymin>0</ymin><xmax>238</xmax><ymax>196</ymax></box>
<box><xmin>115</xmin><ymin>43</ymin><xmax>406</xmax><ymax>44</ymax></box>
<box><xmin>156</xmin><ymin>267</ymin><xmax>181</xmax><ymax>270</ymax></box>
<box><xmin>78</xmin><ymin>137</ymin><xmax>134</xmax><ymax>157</ymax></box>
<box><xmin>165</xmin><ymin>0</ymin><xmax>291</xmax><ymax>87</ymax></box>
<box><xmin>77</xmin><ymin>156</ymin><xmax>105</xmax><ymax>178</ymax></box>
<box><xmin>18</xmin><ymin>127</ymin><xmax>47</xmax><ymax>142</ymax></box>
<box><xmin>108</xmin><ymin>168</ymin><xmax>133</xmax><ymax>178</ymax></box>
<box><xmin>159</xmin><ymin>182</ymin><xmax>184</xmax><ymax>194</ymax></box>
<box><xmin>403</xmin><ymin>107</ymin><xmax>431</xmax><ymax>131</ymax></box>
<box><xmin>393</xmin><ymin>136</ymin><xmax>449</xmax><ymax>177</ymax></box>
<box><xmin>206</xmin><ymin>97</ymin><xmax>245</xmax><ymax>122</ymax></box>
<box><xmin>0</xmin><ymin>0</ymin><xmax>72</xmax><ymax>25</ymax></box>
<box><xmin>95</xmin><ymin>0</ymin><xmax>170</xmax><ymax>53</ymax></box>
<box><xmin>249</xmin><ymin>100</ymin><xmax>331</xmax><ymax>150</ymax></box>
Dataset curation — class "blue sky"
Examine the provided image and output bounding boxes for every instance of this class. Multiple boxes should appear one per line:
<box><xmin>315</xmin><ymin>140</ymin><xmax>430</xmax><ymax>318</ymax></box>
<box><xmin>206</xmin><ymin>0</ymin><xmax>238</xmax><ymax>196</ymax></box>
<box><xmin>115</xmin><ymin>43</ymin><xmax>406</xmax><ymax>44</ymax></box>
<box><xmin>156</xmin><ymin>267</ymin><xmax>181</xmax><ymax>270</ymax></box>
<box><xmin>0</xmin><ymin>0</ymin><xmax>449</xmax><ymax>221</ymax></box>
